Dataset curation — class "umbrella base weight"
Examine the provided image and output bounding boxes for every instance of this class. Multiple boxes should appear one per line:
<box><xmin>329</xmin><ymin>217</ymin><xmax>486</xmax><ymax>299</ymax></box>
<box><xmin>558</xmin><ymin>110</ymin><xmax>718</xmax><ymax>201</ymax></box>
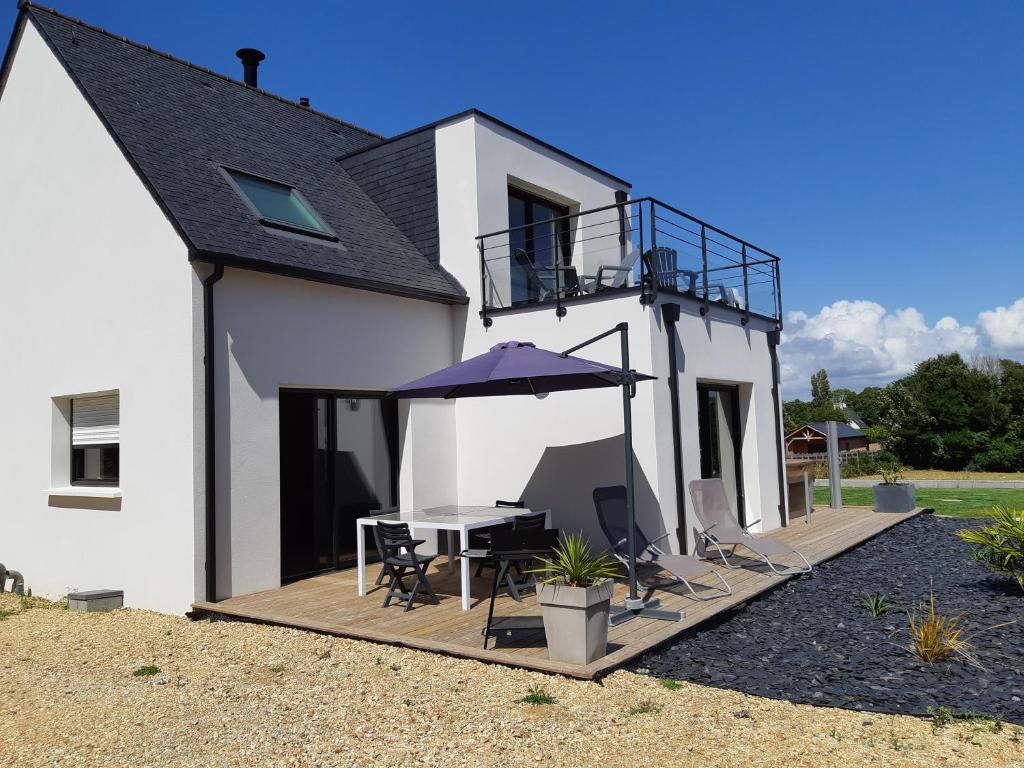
<box><xmin>608</xmin><ymin>598</ymin><xmax>683</xmax><ymax>626</ymax></box>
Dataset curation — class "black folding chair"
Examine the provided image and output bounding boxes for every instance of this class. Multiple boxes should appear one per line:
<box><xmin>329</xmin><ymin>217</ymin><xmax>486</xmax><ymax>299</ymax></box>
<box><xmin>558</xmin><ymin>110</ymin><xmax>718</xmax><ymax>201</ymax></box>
<box><xmin>473</xmin><ymin>500</ymin><xmax>524</xmax><ymax>578</ymax></box>
<box><xmin>375</xmin><ymin>521</ymin><xmax>438</xmax><ymax>612</ymax></box>
<box><xmin>369</xmin><ymin>507</ymin><xmax>400</xmax><ymax>587</ymax></box>
<box><xmin>482</xmin><ymin>527</ymin><xmax>560</xmax><ymax>649</ymax></box>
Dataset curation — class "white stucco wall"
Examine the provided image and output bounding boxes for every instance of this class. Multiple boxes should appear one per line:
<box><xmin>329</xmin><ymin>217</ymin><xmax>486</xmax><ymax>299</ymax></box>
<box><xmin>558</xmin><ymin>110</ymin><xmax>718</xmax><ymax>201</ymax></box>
<box><xmin>665</xmin><ymin>301</ymin><xmax>785</xmax><ymax>539</ymax></box>
<box><xmin>435</xmin><ymin>113</ymin><xmax>785</xmax><ymax>554</ymax></box>
<box><xmin>212</xmin><ymin>268</ymin><xmax>456</xmax><ymax>598</ymax></box>
<box><xmin>0</xmin><ymin>21</ymin><xmax>201</xmax><ymax>613</ymax></box>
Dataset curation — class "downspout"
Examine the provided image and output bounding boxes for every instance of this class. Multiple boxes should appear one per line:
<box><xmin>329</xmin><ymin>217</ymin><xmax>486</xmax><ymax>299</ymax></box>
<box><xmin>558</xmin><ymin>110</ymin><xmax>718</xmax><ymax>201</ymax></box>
<box><xmin>660</xmin><ymin>303</ymin><xmax>687</xmax><ymax>551</ymax></box>
<box><xmin>768</xmin><ymin>329</ymin><xmax>788</xmax><ymax>526</ymax></box>
<box><xmin>203</xmin><ymin>262</ymin><xmax>225</xmax><ymax>601</ymax></box>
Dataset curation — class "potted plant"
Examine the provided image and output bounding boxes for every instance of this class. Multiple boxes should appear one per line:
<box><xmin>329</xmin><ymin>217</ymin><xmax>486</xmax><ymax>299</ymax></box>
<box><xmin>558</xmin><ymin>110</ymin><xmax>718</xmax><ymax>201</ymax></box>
<box><xmin>873</xmin><ymin>463</ymin><xmax>916</xmax><ymax>513</ymax></box>
<box><xmin>532</xmin><ymin>532</ymin><xmax>619</xmax><ymax>665</ymax></box>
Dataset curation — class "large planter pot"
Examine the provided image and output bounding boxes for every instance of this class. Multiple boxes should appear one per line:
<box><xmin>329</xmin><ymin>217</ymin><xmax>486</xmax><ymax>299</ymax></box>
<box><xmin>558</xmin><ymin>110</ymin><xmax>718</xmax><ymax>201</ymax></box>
<box><xmin>873</xmin><ymin>482</ymin><xmax>916</xmax><ymax>513</ymax></box>
<box><xmin>537</xmin><ymin>580</ymin><xmax>614</xmax><ymax>665</ymax></box>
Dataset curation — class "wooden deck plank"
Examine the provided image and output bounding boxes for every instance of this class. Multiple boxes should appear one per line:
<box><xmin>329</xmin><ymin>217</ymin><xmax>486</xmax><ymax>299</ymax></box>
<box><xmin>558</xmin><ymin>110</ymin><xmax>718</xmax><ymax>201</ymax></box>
<box><xmin>192</xmin><ymin>506</ymin><xmax>923</xmax><ymax>680</ymax></box>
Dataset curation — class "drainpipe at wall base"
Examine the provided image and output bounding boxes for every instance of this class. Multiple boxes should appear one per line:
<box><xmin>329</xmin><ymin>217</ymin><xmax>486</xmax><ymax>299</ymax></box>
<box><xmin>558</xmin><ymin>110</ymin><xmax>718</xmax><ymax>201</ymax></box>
<box><xmin>660</xmin><ymin>303</ymin><xmax>687</xmax><ymax>552</ymax></box>
<box><xmin>202</xmin><ymin>262</ymin><xmax>225</xmax><ymax>602</ymax></box>
<box><xmin>768</xmin><ymin>329</ymin><xmax>788</xmax><ymax>526</ymax></box>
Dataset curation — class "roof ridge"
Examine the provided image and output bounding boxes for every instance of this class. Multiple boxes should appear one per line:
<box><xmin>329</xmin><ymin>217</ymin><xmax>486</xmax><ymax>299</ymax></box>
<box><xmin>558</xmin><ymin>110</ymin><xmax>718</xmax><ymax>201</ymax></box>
<box><xmin>21</xmin><ymin>1</ymin><xmax>386</xmax><ymax>141</ymax></box>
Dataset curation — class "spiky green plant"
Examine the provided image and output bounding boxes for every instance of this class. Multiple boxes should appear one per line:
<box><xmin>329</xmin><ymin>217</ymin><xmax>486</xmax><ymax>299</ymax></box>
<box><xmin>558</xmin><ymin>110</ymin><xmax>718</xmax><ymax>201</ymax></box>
<box><xmin>956</xmin><ymin>507</ymin><xmax>1024</xmax><ymax>591</ymax></box>
<box><xmin>530</xmin><ymin>532</ymin><xmax>620</xmax><ymax>588</ymax></box>
<box><xmin>861</xmin><ymin>592</ymin><xmax>894</xmax><ymax>619</ymax></box>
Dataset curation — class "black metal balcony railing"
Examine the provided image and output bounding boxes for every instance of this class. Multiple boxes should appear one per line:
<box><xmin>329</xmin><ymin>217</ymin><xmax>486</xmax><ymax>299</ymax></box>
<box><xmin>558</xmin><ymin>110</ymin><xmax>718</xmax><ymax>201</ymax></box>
<box><xmin>475</xmin><ymin>197</ymin><xmax>781</xmax><ymax>327</ymax></box>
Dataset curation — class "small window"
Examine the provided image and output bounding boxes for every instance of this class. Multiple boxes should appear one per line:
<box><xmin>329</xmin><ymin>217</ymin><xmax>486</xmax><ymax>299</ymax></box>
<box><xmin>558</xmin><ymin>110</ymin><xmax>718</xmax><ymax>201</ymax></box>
<box><xmin>71</xmin><ymin>394</ymin><xmax>119</xmax><ymax>486</ymax></box>
<box><xmin>224</xmin><ymin>169</ymin><xmax>334</xmax><ymax>239</ymax></box>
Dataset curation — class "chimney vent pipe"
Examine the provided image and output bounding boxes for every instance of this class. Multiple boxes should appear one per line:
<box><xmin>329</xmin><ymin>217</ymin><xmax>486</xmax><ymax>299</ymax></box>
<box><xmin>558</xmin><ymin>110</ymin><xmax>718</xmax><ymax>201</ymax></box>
<box><xmin>235</xmin><ymin>48</ymin><xmax>265</xmax><ymax>87</ymax></box>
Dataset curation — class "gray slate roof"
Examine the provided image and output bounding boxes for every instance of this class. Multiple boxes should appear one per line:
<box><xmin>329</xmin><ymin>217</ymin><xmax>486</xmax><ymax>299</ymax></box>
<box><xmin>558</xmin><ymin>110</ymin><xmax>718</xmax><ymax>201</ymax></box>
<box><xmin>22</xmin><ymin>5</ymin><xmax>466</xmax><ymax>304</ymax></box>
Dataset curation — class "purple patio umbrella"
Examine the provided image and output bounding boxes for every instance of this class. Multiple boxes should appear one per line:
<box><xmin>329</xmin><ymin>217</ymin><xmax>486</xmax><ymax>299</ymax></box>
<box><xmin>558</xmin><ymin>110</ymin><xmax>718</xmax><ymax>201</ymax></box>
<box><xmin>388</xmin><ymin>323</ymin><xmax>681</xmax><ymax>627</ymax></box>
<box><xmin>389</xmin><ymin>340</ymin><xmax>654</xmax><ymax>399</ymax></box>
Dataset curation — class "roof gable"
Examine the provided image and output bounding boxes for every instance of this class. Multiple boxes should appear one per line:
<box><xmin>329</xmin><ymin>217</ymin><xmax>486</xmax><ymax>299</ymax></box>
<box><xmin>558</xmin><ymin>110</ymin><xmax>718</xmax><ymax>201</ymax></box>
<box><xmin>19</xmin><ymin>5</ymin><xmax>466</xmax><ymax>304</ymax></box>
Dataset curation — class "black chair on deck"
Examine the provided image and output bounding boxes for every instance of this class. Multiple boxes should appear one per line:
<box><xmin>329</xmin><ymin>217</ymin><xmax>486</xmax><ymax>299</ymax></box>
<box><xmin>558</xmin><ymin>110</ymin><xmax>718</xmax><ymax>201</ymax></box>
<box><xmin>369</xmin><ymin>507</ymin><xmax>400</xmax><ymax>587</ymax></box>
<box><xmin>374</xmin><ymin>520</ymin><xmax>438</xmax><ymax>612</ymax></box>
<box><xmin>472</xmin><ymin>500</ymin><xmax>524</xmax><ymax>578</ymax></box>
<box><xmin>482</xmin><ymin>527</ymin><xmax>560</xmax><ymax>649</ymax></box>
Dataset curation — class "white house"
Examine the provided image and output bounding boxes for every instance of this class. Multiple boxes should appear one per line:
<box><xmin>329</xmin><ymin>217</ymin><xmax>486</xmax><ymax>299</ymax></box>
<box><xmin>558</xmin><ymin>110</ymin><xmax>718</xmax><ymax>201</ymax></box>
<box><xmin>0</xmin><ymin>4</ymin><xmax>788</xmax><ymax>614</ymax></box>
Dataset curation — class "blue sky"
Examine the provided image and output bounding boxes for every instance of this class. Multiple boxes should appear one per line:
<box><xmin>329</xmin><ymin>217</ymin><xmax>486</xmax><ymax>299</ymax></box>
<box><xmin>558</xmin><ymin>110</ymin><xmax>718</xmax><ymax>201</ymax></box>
<box><xmin>4</xmin><ymin>1</ymin><xmax>1022</xmax><ymax>396</ymax></box>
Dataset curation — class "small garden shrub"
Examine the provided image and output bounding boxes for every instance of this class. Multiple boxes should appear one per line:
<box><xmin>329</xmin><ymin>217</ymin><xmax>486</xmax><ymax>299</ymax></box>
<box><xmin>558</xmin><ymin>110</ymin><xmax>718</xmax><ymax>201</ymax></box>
<box><xmin>956</xmin><ymin>506</ymin><xmax>1024</xmax><ymax>591</ymax></box>
<box><xmin>907</xmin><ymin>592</ymin><xmax>970</xmax><ymax>664</ymax></box>
<box><xmin>517</xmin><ymin>684</ymin><xmax>556</xmax><ymax>705</ymax></box>
<box><xmin>657</xmin><ymin>678</ymin><xmax>683</xmax><ymax>691</ymax></box>
<box><xmin>861</xmin><ymin>592</ymin><xmax>894</xmax><ymax>619</ymax></box>
<box><xmin>132</xmin><ymin>665</ymin><xmax>160</xmax><ymax>677</ymax></box>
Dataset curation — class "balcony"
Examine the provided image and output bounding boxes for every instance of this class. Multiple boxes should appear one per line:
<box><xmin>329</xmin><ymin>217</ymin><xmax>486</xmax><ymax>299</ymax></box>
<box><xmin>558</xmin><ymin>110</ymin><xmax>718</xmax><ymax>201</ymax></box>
<box><xmin>476</xmin><ymin>197</ymin><xmax>781</xmax><ymax>327</ymax></box>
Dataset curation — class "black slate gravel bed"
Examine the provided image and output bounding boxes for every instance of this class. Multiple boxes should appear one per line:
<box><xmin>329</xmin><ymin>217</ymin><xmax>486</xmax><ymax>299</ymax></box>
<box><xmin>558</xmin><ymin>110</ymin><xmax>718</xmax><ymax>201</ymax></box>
<box><xmin>636</xmin><ymin>514</ymin><xmax>1024</xmax><ymax>723</ymax></box>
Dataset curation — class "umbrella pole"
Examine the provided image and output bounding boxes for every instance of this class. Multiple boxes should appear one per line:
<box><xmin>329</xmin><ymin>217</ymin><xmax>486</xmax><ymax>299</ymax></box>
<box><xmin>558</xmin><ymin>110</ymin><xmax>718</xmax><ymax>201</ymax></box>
<box><xmin>609</xmin><ymin>322</ymin><xmax>682</xmax><ymax>627</ymax></box>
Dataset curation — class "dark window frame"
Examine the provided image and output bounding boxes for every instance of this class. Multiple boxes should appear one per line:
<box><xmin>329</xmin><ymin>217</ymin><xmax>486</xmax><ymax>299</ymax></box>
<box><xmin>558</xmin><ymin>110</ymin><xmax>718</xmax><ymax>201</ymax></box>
<box><xmin>278</xmin><ymin>388</ymin><xmax>400</xmax><ymax>583</ymax></box>
<box><xmin>696</xmin><ymin>383</ymin><xmax>746</xmax><ymax>527</ymax></box>
<box><xmin>69</xmin><ymin>398</ymin><xmax>120</xmax><ymax>487</ymax></box>
<box><xmin>508</xmin><ymin>186</ymin><xmax>572</xmax><ymax>266</ymax></box>
<box><xmin>220</xmin><ymin>166</ymin><xmax>339</xmax><ymax>242</ymax></box>
<box><xmin>71</xmin><ymin>443</ymin><xmax>120</xmax><ymax>487</ymax></box>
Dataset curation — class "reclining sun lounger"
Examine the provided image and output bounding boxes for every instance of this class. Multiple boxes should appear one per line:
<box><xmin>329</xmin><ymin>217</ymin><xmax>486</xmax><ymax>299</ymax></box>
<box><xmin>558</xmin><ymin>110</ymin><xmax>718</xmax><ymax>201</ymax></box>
<box><xmin>688</xmin><ymin>479</ymin><xmax>812</xmax><ymax>575</ymax></box>
<box><xmin>594</xmin><ymin>485</ymin><xmax>731</xmax><ymax>601</ymax></box>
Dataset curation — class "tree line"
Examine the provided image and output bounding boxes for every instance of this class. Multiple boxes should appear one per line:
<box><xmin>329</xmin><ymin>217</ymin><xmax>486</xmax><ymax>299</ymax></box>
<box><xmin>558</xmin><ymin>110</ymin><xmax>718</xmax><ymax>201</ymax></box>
<box><xmin>784</xmin><ymin>354</ymin><xmax>1024</xmax><ymax>471</ymax></box>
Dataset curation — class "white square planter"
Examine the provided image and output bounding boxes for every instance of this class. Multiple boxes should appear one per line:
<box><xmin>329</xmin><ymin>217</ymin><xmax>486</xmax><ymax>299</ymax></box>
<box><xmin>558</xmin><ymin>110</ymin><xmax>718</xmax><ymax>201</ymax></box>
<box><xmin>537</xmin><ymin>580</ymin><xmax>613</xmax><ymax>665</ymax></box>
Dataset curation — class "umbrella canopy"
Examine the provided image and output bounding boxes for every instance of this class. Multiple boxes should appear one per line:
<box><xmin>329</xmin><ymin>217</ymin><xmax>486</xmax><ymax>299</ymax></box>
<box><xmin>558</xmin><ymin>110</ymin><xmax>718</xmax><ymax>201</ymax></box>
<box><xmin>389</xmin><ymin>341</ymin><xmax>654</xmax><ymax>399</ymax></box>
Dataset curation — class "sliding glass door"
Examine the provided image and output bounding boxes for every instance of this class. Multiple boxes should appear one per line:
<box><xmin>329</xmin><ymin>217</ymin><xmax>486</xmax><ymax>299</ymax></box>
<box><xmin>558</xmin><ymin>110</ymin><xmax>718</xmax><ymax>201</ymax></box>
<box><xmin>508</xmin><ymin>187</ymin><xmax>571</xmax><ymax>305</ymax></box>
<box><xmin>696</xmin><ymin>384</ymin><xmax>745</xmax><ymax>526</ymax></box>
<box><xmin>279</xmin><ymin>391</ymin><xmax>398</xmax><ymax>582</ymax></box>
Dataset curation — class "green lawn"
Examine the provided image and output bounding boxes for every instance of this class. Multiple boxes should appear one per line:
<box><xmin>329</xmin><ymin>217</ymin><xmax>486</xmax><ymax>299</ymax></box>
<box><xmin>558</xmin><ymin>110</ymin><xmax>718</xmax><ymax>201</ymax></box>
<box><xmin>813</xmin><ymin>486</ymin><xmax>1024</xmax><ymax>518</ymax></box>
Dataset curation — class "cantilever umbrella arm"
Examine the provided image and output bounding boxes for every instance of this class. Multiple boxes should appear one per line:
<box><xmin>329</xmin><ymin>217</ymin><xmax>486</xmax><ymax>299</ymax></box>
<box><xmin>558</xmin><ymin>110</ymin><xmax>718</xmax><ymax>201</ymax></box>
<box><xmin>562</xmin><ymin>323</ymin><xmax>681</xmax><ymax>627</ymax></box>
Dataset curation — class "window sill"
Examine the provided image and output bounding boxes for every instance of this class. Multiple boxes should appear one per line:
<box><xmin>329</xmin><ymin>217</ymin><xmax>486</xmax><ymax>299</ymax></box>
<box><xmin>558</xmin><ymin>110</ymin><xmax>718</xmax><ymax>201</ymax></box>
<box><xmin>45</xmin><ymin>487</ymin><xmax>122</xmax><ymax>499</ymax></box>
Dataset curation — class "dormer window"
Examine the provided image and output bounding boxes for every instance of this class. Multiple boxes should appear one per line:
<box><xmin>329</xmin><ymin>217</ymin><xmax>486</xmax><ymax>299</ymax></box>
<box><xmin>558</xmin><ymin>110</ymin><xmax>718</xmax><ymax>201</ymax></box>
<box><xmin>223</xmin><ymin>168</ymin><xmax>336</xmax><ymax>240</ymax></box>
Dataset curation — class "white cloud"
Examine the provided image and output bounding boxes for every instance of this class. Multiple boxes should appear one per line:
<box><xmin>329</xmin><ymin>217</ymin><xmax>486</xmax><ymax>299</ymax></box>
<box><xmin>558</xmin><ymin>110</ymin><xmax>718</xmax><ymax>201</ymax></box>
<box><xmin>978</xmin><ymin>298</ymin><xmax>1024</xmax><ymax>352</ymax></box>
<box><xmin>779</xmin><ymin>297</ymin><xmax>1024</xmax><ymax>399</ymax></box>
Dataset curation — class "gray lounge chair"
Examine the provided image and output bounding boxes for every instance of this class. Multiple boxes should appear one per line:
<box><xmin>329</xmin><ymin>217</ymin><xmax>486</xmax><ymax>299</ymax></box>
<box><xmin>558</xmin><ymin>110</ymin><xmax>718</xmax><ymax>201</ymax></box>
<box><xmin>688</xmin><ymin>479</ymin><xmax>812</xmax><ymax>575</ymax></box>
<box><xmin>594</xmin><ymin>486</ymin><xmax>731</xmax><ymax>601</ymax></box>
<box><xmin>580</xmin><ymin>245</ymin><xmax>642</xmax><ymax>293</ymax></box>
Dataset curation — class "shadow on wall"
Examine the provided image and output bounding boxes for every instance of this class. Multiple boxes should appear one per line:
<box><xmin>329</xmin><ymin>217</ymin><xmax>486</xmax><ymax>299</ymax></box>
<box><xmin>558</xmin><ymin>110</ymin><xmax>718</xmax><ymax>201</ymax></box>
<box><xmin>520</xmin><ymin>434</ymin><xmax>664</xmax><ymax>550</ymax></box>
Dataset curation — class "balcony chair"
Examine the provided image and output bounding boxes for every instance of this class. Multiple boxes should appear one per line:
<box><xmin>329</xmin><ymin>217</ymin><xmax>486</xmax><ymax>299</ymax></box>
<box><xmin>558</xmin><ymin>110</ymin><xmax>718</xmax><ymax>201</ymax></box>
<box><xmin>648</xmin><ymin>246</ymin><xmax>699</xmax><ymax>293</ymax></box>
<box><xmin>580</xmin><ymin>245</ymin><xmax>642</xmax><ymax>293</ymax></box>
<box><xmin>689</xmin><ymin>478</ymin><xmax>812</xmax><ymax>575</ymax></box>
<box><xmin>512</xmin><ymin>248</ymin><xmax>579</xmax><ymax>303</ymax></box>
<box><xmin>593</xmin><ymin>485</ymin><xmax>731</xmax><ymax>601</ymax></box>
<box><xmin>374</xmin><ymin>520</ymin><xmax>438</xmax><ymax>611</ymax></box>
<box><xmin>705</xmin><ymin>283</ymin><xmax>743</xmax><ymax>308</ymax></box>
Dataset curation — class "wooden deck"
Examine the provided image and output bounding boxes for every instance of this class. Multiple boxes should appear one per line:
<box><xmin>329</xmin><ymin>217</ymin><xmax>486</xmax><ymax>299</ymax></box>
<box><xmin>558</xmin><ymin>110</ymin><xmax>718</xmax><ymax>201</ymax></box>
<box><xmin>192</xmin><ymin>506</ymin><xmax>923</xmax><ymax>679</ymax></box>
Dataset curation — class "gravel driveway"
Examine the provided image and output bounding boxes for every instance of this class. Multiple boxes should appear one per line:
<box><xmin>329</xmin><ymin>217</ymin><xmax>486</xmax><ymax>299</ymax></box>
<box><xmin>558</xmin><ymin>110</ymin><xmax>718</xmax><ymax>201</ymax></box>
<box><xmin>1</xmin><ymin>592</ymin><xmax>1020</xmax><ymax>767</ymax></box>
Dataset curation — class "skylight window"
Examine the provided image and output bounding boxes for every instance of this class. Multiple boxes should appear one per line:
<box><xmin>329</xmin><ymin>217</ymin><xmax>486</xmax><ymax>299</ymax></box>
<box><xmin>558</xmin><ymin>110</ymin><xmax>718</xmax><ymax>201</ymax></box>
<box><xmin>224</xmin><ymin>169</ymin><xmax>334</xmax><ymax>239</ymax></box>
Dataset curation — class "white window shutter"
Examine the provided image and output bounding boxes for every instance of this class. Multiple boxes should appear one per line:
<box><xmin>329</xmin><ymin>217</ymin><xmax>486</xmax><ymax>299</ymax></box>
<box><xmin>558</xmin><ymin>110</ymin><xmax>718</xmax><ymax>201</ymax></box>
<box><xmin>71</xmin><ymin>394</ymin><xmax>120</xmax><ymax>446</ymax></box>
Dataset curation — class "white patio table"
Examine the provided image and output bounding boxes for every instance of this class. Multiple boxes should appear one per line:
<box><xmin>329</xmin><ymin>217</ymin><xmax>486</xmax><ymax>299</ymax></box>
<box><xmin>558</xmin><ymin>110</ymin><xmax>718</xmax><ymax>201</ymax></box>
<box><xmin>356</xmin><ymin>505</ymin><xmax>537</xmax><ymax>611</ymax></box>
